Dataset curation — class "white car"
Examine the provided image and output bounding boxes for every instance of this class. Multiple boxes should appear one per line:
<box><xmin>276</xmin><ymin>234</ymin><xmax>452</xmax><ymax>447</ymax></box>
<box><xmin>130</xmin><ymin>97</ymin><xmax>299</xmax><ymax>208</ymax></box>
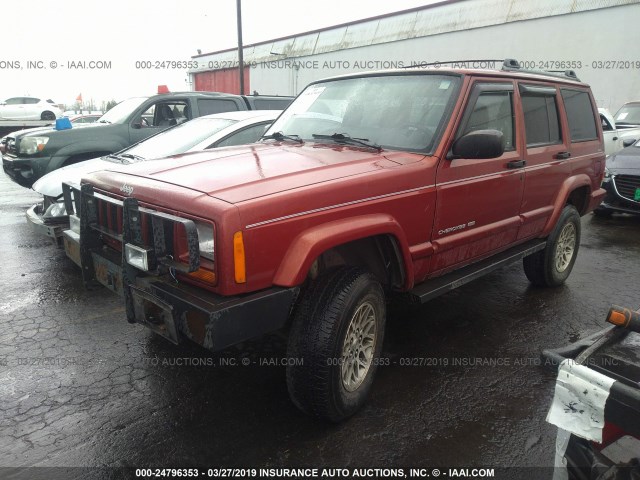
<box><xmin>27</xmin><ymin>109</ymin><xmax>282</xmax><ymax>242</ymax></box>
<box><xmin>0</xmin><ymin>96</ymin><xmax>63</xmax><ymax>121</ymax></box>
<box><xmin>599</xmin><ymin>107</ymin><xmax>640</xmax><ymax>156</ymax></box>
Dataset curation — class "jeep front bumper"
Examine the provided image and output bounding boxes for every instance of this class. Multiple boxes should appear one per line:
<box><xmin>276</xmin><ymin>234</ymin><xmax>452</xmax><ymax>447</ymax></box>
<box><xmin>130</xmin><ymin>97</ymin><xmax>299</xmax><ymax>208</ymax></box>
<box><xmin>63</xmin><ymin>181</ymin><xmax>298</xmax><ymax>352</ymax></box>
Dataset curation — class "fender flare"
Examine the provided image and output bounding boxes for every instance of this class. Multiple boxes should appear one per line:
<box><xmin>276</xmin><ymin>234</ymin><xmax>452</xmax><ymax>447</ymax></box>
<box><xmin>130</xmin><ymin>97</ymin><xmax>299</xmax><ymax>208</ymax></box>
<box><xmin>541</xmin><ymin>174</ymin><xmax>592</xmax><ymax>236</ymax></box>
<box><xmin>272</xmin><ymin>214</ymin><xmax>414</xmax><ymax>289</ymax></box>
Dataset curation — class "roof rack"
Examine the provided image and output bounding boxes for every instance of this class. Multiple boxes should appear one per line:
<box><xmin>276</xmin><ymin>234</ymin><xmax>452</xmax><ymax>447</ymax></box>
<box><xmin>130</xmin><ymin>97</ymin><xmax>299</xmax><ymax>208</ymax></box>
<box><xmin>404</xmin><ymin>58</ymin><xmax>580</xmax><ymax>81</ymax></box>
<box><xmin>501</xmin><ymin>58</ymin><xmax>580</xmax><ymax>81</ymax></box>
<box><xmin>404</xmin><ymin>59</ymin><xmax>504</xmax><ymax>69</ymax></box>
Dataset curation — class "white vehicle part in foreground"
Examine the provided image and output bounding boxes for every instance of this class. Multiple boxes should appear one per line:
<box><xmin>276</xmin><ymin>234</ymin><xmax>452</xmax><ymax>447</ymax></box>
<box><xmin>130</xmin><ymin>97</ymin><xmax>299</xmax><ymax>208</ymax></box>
<box><xmin>546</xmin><ymin>359</ymin><xmax>616</xmax><ymax>443</ymax></box>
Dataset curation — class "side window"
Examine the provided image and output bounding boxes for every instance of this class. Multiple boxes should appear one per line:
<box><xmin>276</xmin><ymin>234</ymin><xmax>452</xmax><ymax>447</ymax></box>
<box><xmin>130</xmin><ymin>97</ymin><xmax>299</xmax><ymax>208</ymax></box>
<box><xmin>561</xmin><ymin>89</ymin><xmax>598</xmax><ymax>142</ymax></box>
<box><xmin>5</xmin><ymin>97</ymin><xmax>23</xmax><ymax>105</ymax></box>
<box><xmin>139</xmin><ymin>102</ymin><xmax>187</xmax><ymax>127</ymax></box>
<box><xmin>215</xmin><ymin>123</ymin><xmax>270</xmax><ymax>148</ymax></box>
<box><xmin>461</xmin><ymin>90</ymin><xmax>515</xmax><ymax>151</ymax></box>
<box><xmin>600</xmin><ymin>114</ymin><xmax>614</xmax><ymax>132</ymax></box>
<box><xmin>521</xmin><ymin>91</ymin><xmax>561</xmax><ymax>147</ymax></box>
<box><xmin>24</xmin><ymin>97</ymin><xmax>40</xmax><ymax>104</ymax></box>
<box><xmin>197</xmin><ymin>99</ymin><xmax>240</xmax><ymax>116</ymax></box>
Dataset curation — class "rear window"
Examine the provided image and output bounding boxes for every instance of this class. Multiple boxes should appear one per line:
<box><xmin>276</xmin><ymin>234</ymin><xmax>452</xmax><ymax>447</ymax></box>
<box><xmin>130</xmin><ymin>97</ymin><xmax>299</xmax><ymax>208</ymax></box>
<box><xmin>561</xmin><ymin>89</ymin><xmax>598</xmax><ymax>142</ymax></box>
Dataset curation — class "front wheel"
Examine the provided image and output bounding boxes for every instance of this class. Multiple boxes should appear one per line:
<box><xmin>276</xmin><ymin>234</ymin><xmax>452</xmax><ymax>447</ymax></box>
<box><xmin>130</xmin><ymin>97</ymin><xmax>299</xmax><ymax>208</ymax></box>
<box><xmin>286</xmin><ymin>267</ymin><xmax>386</xmax><ymax>422</ymax></box>
<box><xmin>523</xmin><ymin>205</ymin><xmax>581</xmax><ymax>287</ymax></box>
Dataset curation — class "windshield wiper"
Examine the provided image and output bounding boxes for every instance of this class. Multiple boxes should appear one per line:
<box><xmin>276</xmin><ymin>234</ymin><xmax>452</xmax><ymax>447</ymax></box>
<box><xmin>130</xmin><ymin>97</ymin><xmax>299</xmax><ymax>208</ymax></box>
<box><xmin>261</xmin><ymin>131</ymin><xmax>303</xmax><ymax>144</ymax></box>
<box><xmin>98</xmin><ymin>119</ymin><xmax>111</xmax><ymax>124</ymax></box>
<box><xmin>312</xmin><ymin>133</ymin><xmax>382</xmax><ymax>151</ymax></box>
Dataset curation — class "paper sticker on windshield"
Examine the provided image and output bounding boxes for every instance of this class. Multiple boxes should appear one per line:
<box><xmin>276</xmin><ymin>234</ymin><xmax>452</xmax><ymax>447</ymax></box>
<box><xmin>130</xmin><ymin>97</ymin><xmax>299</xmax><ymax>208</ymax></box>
<box><xmin>439</xmin><ymin>80</ymin><xmax>451</xmax><ymax>90</ymax></box>
<box><xmin>617</xmin><ymin>112</ymin><xmax>629</xmax><ymax>120</ymax></box>
<box><xmin>293</xmin><ymin>86</ymin><xmax>326</xmax><ymax>112</ymax></box>
<box><xmin>546</xmin><ymin>359</ymin><xmax>615</xmax><ymax>443</ymax></box>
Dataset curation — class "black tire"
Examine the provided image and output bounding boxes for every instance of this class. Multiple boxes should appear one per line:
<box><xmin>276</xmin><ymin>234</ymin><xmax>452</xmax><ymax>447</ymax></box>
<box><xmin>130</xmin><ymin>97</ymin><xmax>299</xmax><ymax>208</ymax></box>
<box><xmin>593</xmin><ymin>207</ymin><xmax>612</xmax><ymax>218</ymax></box>
<box><xmin>41</xmin><ymin>111</ymin><xmax>56</xmax><ymax>121</ymax></box>
<box><xmin>286</xmin><ymin>267</ymin><xmax>386</xmax><ymax>422</ymax></box>
<box><xmin>523</xmin><ymin>205</ymin><xmax>581</xmax><ymax>287</ymax></box>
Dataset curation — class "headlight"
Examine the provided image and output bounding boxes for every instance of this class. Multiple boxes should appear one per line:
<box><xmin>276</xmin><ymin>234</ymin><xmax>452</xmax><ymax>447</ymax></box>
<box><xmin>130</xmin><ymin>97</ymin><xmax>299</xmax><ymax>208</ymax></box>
<box><xmin>125</xmin><ymin>243</ymin><xmax>151</xmax><ymax>271</ymax></box>
<box><xmin>43</xmin><ymin>201</ymin><xmax>67</xmax><ymax>219</ymax></box>
<box><xmin>195</xmin><ymin>221</ymin><xmax>214</xmax><ymax>261</ymax></box>
<box><xmin>19</xmin><ymin>136</ymin><xmax>49</xmax><ymax>155</ymax></box>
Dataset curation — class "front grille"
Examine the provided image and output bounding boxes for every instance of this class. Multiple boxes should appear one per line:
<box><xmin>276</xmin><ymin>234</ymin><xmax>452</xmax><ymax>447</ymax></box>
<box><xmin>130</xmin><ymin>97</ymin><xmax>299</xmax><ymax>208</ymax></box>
<box><xmin>613</xmin><ymin>174</ymin><xmax>640</xmax><ymax>203</ymax></box>
<box><xmin>62</xmin><ymin>182</ymin><xmax>203</xmax><ymax>275</ymax></box>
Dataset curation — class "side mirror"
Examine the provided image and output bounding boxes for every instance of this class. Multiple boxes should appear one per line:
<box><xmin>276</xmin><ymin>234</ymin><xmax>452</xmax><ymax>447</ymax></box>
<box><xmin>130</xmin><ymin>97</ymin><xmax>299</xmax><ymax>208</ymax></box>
<box><xmin>132</xmin><ymin>122</ymin><xmax>142</xmax><ymax>130</ymax></box>
<box><xmin>622</xmin><ymin>138</ymin><xmax>637</xmax><ymax>148</ymax></box>
<box><xmin>449</xmin><ymin>129</ymin><xmax>505</xmax><ymax>159</ymax></box>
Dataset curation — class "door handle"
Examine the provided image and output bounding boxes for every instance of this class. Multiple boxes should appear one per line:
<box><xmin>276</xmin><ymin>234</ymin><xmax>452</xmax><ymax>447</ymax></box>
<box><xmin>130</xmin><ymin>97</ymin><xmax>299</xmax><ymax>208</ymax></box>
<box><xmin>555</xmin><ymin>151</ymin><xmax>571</xmax><ymax>160</ymax></box>
<box><xmin>506</xmin><ymin>160</ymin><xmax>526</xmax><ymax>169</ymax></box>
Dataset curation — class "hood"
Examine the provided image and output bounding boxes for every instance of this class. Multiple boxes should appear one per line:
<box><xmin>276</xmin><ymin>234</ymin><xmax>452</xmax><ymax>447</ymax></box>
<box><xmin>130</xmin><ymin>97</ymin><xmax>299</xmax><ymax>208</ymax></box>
<box><xmin>607</xmin><ymin>145</ymin><xmax>640</xmax><ymax>174</ymax></box>
<box><xmin>90</xmin><ymin>143</ymin><xmax>424</xmax><ymax>204</ymax></box>
<box><xmin>5</xmin><ymin>126</ymin><xmax>54</xmax><ymax>138</ymax></box>
<box><xmin>32</xmin><ymin>157</ymin><xmax>125</xmax><ymax>197</ymax></box>
<box><xmin>18</xmin><ymin>122</ymin><xmax>105</xmax><ymax>138</ymax></box>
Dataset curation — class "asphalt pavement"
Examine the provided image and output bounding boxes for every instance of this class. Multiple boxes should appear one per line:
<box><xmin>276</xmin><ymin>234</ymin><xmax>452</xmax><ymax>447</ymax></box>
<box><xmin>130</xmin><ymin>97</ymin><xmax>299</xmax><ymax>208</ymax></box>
<box><xmin>1</xmin><ymin>171</ymin><xmax>639</xmax><ymax>478</ymax></box>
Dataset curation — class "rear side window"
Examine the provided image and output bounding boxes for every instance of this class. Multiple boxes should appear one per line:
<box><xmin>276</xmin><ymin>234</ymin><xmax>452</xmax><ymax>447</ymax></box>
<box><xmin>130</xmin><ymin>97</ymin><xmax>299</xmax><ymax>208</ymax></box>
<box><xmin>561</xmin><ymin>89</ymin><xmax>598</xmax><ymax>142</ymax></box>
<box><xmin>521</xmin><ymin>90</ymin><xmax>561</xmax><ymax>147</ymax></box>
<box><xmin>197</xmin><ymin>99</ymin><xmax>240</xmax><ymax>115</ymax></box>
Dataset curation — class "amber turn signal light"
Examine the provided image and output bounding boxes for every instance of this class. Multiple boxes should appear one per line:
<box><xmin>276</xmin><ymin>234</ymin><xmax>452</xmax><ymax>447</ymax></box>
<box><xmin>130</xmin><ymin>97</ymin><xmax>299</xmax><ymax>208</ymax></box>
<box><xmin>187</xmin><ymin>268</ymin><xmax>216</xmax><ymax>284</ymax></box>
<box><xmin>233</xmin><ymin>231</ymin><xmax>246</xmax><ymax>284</ymax></box>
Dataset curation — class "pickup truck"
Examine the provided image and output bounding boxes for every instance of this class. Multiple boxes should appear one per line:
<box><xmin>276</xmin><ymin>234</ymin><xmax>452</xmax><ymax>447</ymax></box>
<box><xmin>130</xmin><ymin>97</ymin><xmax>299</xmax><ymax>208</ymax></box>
<box><xmin>2</xmin><ymin>91</ymin><xmax>292</xmax><ymax>188</ymax></box>
<box><xmin>66</xmin><ymin>59</ymin><xmax>606</xmax><ymax>421</ymax></box>
<box><xmin>599</xmin><ymin>107</ymin><xmax>640</xmax><ymax>156</ymax></box>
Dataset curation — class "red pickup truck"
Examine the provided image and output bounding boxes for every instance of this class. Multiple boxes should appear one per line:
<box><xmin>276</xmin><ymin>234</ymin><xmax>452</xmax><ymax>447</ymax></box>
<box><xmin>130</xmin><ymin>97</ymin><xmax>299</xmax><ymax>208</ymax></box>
<box><xmin>64</xmin><ymin>59</ymin><xmax>606</xmax><ymax>421</ymax></box>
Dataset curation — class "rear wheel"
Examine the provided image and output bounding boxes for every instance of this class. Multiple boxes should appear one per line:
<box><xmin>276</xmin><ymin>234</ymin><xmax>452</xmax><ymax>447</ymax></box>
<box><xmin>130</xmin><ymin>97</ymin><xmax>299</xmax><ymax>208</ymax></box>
<box><xmin>41</xmin><ymin>111</ymin><xmax>56</xmax><ymax>121</ymax></box>
<box><xmin>286</xmin><ymin>267</ymin><xmax>385</xmax><ymax>422</ymax></box>
<box><xmin>523</xmin><ymin>205</ymin><xmax>581</xmax><ymax>287</ymax></box>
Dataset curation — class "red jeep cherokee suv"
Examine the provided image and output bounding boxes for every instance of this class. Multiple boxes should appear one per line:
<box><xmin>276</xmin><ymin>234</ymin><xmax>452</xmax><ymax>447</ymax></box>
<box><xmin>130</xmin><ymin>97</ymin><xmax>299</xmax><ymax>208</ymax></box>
<box><xmin>63</xmin><ymin>59</ymin><xmax>605</xmax><ymax>421</ymax></box>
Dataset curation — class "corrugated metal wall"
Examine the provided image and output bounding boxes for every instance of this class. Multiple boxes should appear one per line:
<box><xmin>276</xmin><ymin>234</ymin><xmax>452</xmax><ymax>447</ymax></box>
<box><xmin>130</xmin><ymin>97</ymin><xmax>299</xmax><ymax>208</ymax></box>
<box><xmin>190</xmin><ymin>0</ymin><xmax>639</xmax><ymax>68</ymax></box>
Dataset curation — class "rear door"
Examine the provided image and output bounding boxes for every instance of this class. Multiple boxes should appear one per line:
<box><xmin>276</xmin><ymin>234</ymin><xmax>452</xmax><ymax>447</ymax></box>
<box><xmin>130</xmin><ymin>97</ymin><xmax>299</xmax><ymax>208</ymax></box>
<box><xmin>431</xmin><ymin>80</ymin><xmax>524</xmax><ymax>274</ymax></box>
<box><xmin>516</xmin><ymin>83</ymin><xmax>571</xmax><ymax>240</ymax></box>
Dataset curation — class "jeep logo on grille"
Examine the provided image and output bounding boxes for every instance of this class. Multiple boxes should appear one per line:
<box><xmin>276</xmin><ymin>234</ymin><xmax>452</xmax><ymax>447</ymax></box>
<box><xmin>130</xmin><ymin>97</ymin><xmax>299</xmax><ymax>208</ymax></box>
<box><xmin>120</xmin><ymin>184</ymin><xmax>134</xmax><ymax>196</ymax></box>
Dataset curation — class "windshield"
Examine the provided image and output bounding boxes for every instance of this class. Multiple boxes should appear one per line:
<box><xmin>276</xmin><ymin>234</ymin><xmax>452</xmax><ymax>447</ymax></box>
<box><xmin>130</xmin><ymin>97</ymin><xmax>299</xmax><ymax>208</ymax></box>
<box><xmin>98</xmin><ymin>97</ymin><xmax>149</xmax><ymax>124</ymax></box>
<box><xmin>614</xmin><ymin>104</ymin><xmax>640</xmax><ymax>126</ymax></box>
<box><xmin>264</xmin><ymin>74</ymin><xmax>461</xmax><ymax>152</ymax></box>
<box><xmin>125</xmin><ymin>117</ymin><xmax>237</xmax><ymax>159</ymax></box>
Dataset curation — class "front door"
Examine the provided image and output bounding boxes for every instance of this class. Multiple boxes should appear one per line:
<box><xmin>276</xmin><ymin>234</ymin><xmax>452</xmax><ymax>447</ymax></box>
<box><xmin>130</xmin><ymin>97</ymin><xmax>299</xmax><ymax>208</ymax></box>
<box><xmin>431</xmin><ymin>81</ymin><xmax>524</xmax><ymax>274</ymax></box>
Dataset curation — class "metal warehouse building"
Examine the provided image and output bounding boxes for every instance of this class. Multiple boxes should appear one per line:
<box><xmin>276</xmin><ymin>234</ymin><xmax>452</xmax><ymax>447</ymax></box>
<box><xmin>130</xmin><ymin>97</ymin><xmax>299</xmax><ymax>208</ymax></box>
<box><xmin>189</xmin><ymin>0</ymin><xmax>640</xmax><ymax>111</ymax></box>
